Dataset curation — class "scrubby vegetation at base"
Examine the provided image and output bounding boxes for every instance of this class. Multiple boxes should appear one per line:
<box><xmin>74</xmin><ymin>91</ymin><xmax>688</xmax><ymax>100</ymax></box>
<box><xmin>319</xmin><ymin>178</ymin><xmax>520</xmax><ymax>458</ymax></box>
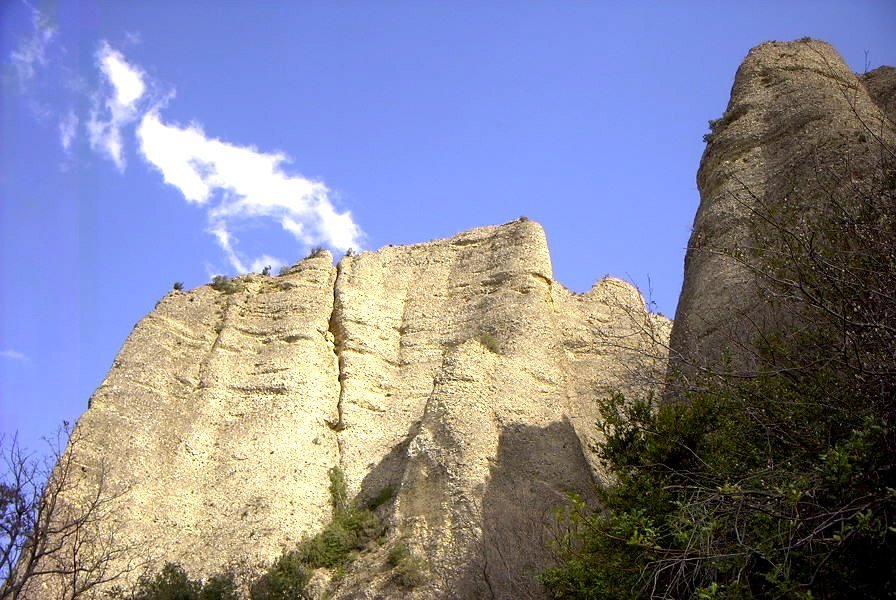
<box><xmin>120</xmin><ymin>563</ymin><xmax>239</xmax><ymax>600</ymax></box>
<box><xmin>387</xmin><ymin>543</ymin><xmax>428</xmax><ymax>589</ymax></box>
<box><xmin>250</xmin><ymin>468</ymin><xmax>386</xmax><ymax>599</ymax></box>
<box><xmin>542</xmin><ymin>375</ymin><xmax>895</xmax><ymax>599</ymax></box>
<box><xmin>116</xmin><ymin>468</ymin><xmax>424</xmax><ymax>599</ymax></box>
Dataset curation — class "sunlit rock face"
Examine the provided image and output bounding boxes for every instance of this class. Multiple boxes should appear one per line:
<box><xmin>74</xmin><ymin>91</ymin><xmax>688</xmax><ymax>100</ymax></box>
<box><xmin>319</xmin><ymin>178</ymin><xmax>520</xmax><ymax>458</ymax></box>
<box><xmin>50</xmin><ymin>219</ymin><xmax>667</xmax><ymax>599</ymax></box>
<box><xmin>670</xmin><ymin>38</ymin><xmax>896</xmax><ymax>382</ymax></box>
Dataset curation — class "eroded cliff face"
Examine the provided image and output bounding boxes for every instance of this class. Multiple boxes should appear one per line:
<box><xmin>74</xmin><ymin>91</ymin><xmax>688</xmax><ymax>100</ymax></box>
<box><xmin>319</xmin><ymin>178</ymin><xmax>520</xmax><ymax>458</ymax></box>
<box><xmin>57</xmin><ymin>220</ymin><xmax>668</xmax><ymax>599</ymax></box>
<box><xmin>670</xmin><ymin>39</ymin><xmax>896</xmax><ymax>379</ymax></box>
<box><xmin>72</xmin><ymin>253</ymin><xmax>342</xmax><ymax>573</ymax></box>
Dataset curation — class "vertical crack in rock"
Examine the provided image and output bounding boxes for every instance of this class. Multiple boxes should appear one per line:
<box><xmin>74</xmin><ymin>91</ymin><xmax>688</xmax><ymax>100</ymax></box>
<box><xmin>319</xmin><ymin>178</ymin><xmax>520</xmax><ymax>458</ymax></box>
<box><xmin>327</xmin><ymin>259</ymin><xmax>348</xmax><ymax>471</ymax></box>
<box><xmin>47</xmin><ymin>219</ymin><xmax>673</xmax><ymax>599</ymax></box>
<box><xmin>198</xmin><ymin>294</ymin><xmax>237</xmax><ymax>388</ymax></box>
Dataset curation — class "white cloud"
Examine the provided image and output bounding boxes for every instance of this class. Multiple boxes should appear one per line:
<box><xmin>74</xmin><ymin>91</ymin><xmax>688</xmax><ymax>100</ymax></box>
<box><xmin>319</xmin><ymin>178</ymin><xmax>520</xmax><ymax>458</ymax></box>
<box><xmin>98</xmin><ymin>44</ymin><xmax>145</xmax><ymax>107</ymax></box>
<box><xmin>78</xmin><ymin>44</ymin><xmax>363</xmax><ymax>272</ymax></box>
<box><xmin>59</xmin><ymin>110</ymin><xmax>78</xmax><ymax>151</ymax></box>
<box><xmin>9</xmin><ymin>1</ymin><xmax>56</xmax><ymax>88</ymax></box>
<box><xmin>250</xmin><ymin>255</ymin><xmax>285</xmax><ymax>274</ymax></box>
<box><xmin>124</xmin><ymin>31</ymin><xmax>143</xmax><ymax>46</ymax></box>
<box><xmin>87</xmin><ymin>42</ymin><xmax>147</xmax><ymax>170</ymax></box>
<box><xmin>209</xmin><ymin>224</ymin><xmax>248</xmax><ymax>273</ymax></box>
<box><xmin>137</xmin><ymin>112</ymin><xmax>363</xmax><ymax>271</ymax></box>
<box><xmin>0</xmin><ymin>350</ymin><xmax>28</xmax><ymax>362</ymax></box>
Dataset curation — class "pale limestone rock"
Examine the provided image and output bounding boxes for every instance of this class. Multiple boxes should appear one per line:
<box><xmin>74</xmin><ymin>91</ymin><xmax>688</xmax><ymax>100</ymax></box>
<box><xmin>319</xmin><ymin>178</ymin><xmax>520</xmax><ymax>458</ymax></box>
<box><xmin>46</xmin><ymin>221</ymin><xmax>668</xmax><ymax>598</ymax></box>
<box><xmin>671</xmin><ymin>39</ymin><xmax>896</xmax><ymax>379</ymax></box>
<box><xmin>325</xmin><ymin>221</ymin><xmax>667</xmax><ymax>599</ymax></box>
<box><xmin>61</xmin><ymin>253</ymin><xmax>340</xmax><ymax>582</ymax></box>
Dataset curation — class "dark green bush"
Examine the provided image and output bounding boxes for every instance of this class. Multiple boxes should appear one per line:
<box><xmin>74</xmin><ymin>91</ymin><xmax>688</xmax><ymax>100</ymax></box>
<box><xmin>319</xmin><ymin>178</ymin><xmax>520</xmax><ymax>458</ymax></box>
<box><xmin>543</xmin><ymin>371</ymin><xmax>895</xmax><ymax>599</ymax></box>
<box><xmin>251</xmin><ymin>467</ymin><xmax>388</xmax><ymax>598</ymax></box>
<box><xmin>128</xmin><ymin>563</ymin><xmax>238</xmax><ymax>600</ymax></box>
<box><xmin>387</xmin><ymin>543</ymin><xmax>428</xmax><ymax>589</ymax></box>
<box><xmin>249</xmin><ymin>551</ymin><xmax>312</xmax><ymax>600</ymax></box>
<box><xmin>210</xmin><ymin>275</ymin><xmax>243</xmax><ymax>294</ymax></box>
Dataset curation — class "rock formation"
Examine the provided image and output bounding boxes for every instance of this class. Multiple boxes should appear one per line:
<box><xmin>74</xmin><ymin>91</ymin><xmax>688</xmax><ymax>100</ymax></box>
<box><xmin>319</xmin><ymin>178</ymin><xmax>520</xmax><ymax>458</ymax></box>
<box><xmin>670</xmin><ymin>39</ymin><xmax>896</xmax><ymax>380</ymax></box>
<box><xmin>47</xmin><ymin>220</ymin><xmax>668</xmax><ymax>599</ymax></box>
<box><xmin>27</xmin><ymin>36</ymin><xmax>895</xmax><ymax>599</ymax></box>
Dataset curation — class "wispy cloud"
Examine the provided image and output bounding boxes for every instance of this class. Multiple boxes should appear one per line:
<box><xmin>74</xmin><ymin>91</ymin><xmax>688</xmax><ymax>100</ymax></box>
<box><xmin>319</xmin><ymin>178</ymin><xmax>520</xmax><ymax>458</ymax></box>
<box><xmin>59</xmin><ymin>110</ymin><xmax>78</xmax><ymax>151</ymax></box>
<box><xmin>250</xmin><ymin>255</ymin><xmax>285</xmax><ymax>274</ymax></box>
<box><xmin>137</xmin><ymin>111</ymin><xmax>362</xmax><ymax>271</ymax></box>
<box><xmin>9</xmin><ymin>0</ymin><xmax>56</xmax><ymax>89</ymax></box>
<box><xmin>0</xmin><ymin>350</ymin><xmax>28</xmax><ymax>362</ymax></box>
<box><xmin>77</xmin><ymin>42</ymin><xmax>363</xmax><ymax>272</ymax></box>
<box><xmin>87</xmin><ymin>42</ymin><xmax>147</xmax><ymax>171</ymax></box>
<box><xmin>124</xmin><ymin>31</ymin><xmax>143</xmax><ymax>46</ymax></box>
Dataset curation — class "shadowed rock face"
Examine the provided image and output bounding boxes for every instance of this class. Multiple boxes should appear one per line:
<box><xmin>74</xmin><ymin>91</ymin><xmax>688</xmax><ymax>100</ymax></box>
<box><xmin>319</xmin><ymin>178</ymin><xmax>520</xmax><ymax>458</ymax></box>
<box><xmin>670</xmin><ymin>39</ymin><xmax>896</xmax><ymax>381</ymax></box>
<box><xmin>52</xmin><ymin>220</ymin><xmax>668</xmax><ymax>598</ymax></box>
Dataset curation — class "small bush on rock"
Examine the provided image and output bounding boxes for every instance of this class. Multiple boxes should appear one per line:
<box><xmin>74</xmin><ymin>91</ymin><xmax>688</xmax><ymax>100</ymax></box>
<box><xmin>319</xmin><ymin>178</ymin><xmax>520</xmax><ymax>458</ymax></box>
<box><xmin>478</xmin><ymin>332</ymin><xmax>502</xmax><ymax>354</ymax></box>
<box><xmin>210</xmin><ymin>275</ymin><xmax>244</xmax><ymax>294</ymax></box>
<box><xmin>252</xmin><ymin>467</ymin><xmax>388</xmax><ymax>599</ymax></box>
<box><xmin>126</xmin><ymin>563</ymin><xmax>239</xmax><ymax>600</ymax></box>
<box><xmin>387</xmin><ymin>543</ymin><xmax>428</xmax><ymax>589</ymax></box>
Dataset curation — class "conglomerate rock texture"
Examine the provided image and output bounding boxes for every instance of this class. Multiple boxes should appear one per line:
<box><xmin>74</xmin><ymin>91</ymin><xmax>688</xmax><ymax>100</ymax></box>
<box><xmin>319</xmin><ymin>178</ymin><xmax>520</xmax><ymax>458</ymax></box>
<box><xmin>54</xmin><ymin>220</ymin><xmax>669</xmax><ymax>599</ymax></box>
<box><xmin>670</xmin><ymin>39</ymin><xmax>896</xmax><ymax>380</ymax></box>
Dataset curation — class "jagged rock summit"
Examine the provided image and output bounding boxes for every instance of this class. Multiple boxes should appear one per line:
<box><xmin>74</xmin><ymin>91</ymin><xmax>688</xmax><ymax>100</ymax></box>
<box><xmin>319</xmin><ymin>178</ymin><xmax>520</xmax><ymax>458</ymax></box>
<box><xmin>671</xmin><ymin>38</ymin><xmax>896</xmax><ymax>379</ymax></box>
<box><xmin>60</xmin><ymin>219</ymin><xmax>669</xmax><ymax>598</ymax></box>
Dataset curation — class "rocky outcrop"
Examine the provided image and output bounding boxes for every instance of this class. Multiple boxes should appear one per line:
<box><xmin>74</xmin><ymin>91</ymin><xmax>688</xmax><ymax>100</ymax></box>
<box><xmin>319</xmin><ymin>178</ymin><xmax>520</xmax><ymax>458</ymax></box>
<box><xmin>670</xmin><ymin>39</ymin><xmax>896</xmax><ymax>381</ymax></box>
<box><xmin>70</xmin><ymin>253</ymin><xmax>342</xmax><ymax>574</ymax></box>
<box><xmin>55</xmin><ymin>220</ymin><xmax>668</xmax><ymax>598</ymax></box>
<box><xmin>863</xmin><ymin>65</ymin><xmax>896</xmax><ymax>122</ymax></box>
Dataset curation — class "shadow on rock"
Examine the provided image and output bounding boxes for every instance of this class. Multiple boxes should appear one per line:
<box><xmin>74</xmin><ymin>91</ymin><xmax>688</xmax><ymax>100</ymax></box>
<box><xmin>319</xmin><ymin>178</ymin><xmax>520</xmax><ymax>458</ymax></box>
<box><xmin>462</xmin><ymin>419</ymin><xmax>598</xmax><ymax>600</ymax></box>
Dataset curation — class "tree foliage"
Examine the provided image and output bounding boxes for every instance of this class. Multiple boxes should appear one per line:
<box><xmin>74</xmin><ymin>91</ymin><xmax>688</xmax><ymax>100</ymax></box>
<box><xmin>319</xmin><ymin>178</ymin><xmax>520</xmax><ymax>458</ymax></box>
<box><xmin>249</xmin><ymin>467</ymin><xmax>388</xmax><ymax>600</ymax></box>
<box><xmin>544</xmin><ymin>86</ymin><xmax>896</xmax><ymax>599</ymax></box>
<box><xmin>126</xmin><ymin>563</ymin><xmax>238</xmax><ymax>600</ymax></box>
<box><xmin>0</xmin><ymin>425</ymin><xmax>137</xmax><ymax>599</ymax></box>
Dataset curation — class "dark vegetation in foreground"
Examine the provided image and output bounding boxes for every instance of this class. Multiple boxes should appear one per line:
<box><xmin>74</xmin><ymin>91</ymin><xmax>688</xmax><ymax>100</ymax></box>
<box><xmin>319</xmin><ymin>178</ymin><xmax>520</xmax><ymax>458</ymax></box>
<box><xmin>543</xmin><ymin>98</ymin><xmax>896</xmax><ymax>598</ymax></box>
<box><xmin>104</xmin><ymin>467</ymin><xmax>423</xmax><ymax>599</ymax></box>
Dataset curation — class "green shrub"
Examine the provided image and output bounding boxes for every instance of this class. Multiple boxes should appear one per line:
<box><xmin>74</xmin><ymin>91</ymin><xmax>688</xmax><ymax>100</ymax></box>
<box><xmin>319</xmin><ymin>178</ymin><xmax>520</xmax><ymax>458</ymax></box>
<box><xmin>128</xmin><ymin>563</ymin><xmax>238</xmax><ymax>600</ymax></box>
<box><xmin>250</xmin><ymin>551</ymin><xmax>312</xmax><ymax>600</ymax></box>
<box><xmin>542</xmin><ymin>375</ymin><xmax>896</xmax><ymax>599</ymax></box>
<box><xmin>173</xmin><ymin>281</ymin><xmax>184</xmax><ymax>291</ymax></box>
<box><xmin>278</xmin><ymin>266</ymin><xmax>291</xmax><ymax>276</ymax></box>
<box><xmin>199</xmin><ymin>575</ymin><xmax>240</xmax><ymax>600</ymax></box>
<box><xmin>210</xmin><ymin>275</ymin><xmax>244</xmax><ymax>294</ymax></box>
<box><xmin>251</xmin><ymin>467</ymin><xmax>389</xmax><ymax>598</ymax></box>
<box><xmin>387</xmin><ymin>543</ymin><xmax>428</xmax><ymax>589</ymax></box>
<box><xmin>478</xmin><ymin>332</ymin><xmax>502</xmax><ymax>354</ymax></box>
<box><xmin>261</xmin><ymin>265</ymin><xmax>271</xmax><ymax>276</ymax></box>
<box><xmin>328</xmin><ymin>466</ymin><xmax>349</xmax><ymax>513</ymax></box>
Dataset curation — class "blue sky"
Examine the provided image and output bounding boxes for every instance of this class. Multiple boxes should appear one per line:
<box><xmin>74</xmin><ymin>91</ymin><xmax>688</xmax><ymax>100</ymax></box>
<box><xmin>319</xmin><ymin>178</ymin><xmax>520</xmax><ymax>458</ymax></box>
<box><xmin>2</xmin><ymin>1</ymin><xmax>895</xmax><ymax>452</ymax></box>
